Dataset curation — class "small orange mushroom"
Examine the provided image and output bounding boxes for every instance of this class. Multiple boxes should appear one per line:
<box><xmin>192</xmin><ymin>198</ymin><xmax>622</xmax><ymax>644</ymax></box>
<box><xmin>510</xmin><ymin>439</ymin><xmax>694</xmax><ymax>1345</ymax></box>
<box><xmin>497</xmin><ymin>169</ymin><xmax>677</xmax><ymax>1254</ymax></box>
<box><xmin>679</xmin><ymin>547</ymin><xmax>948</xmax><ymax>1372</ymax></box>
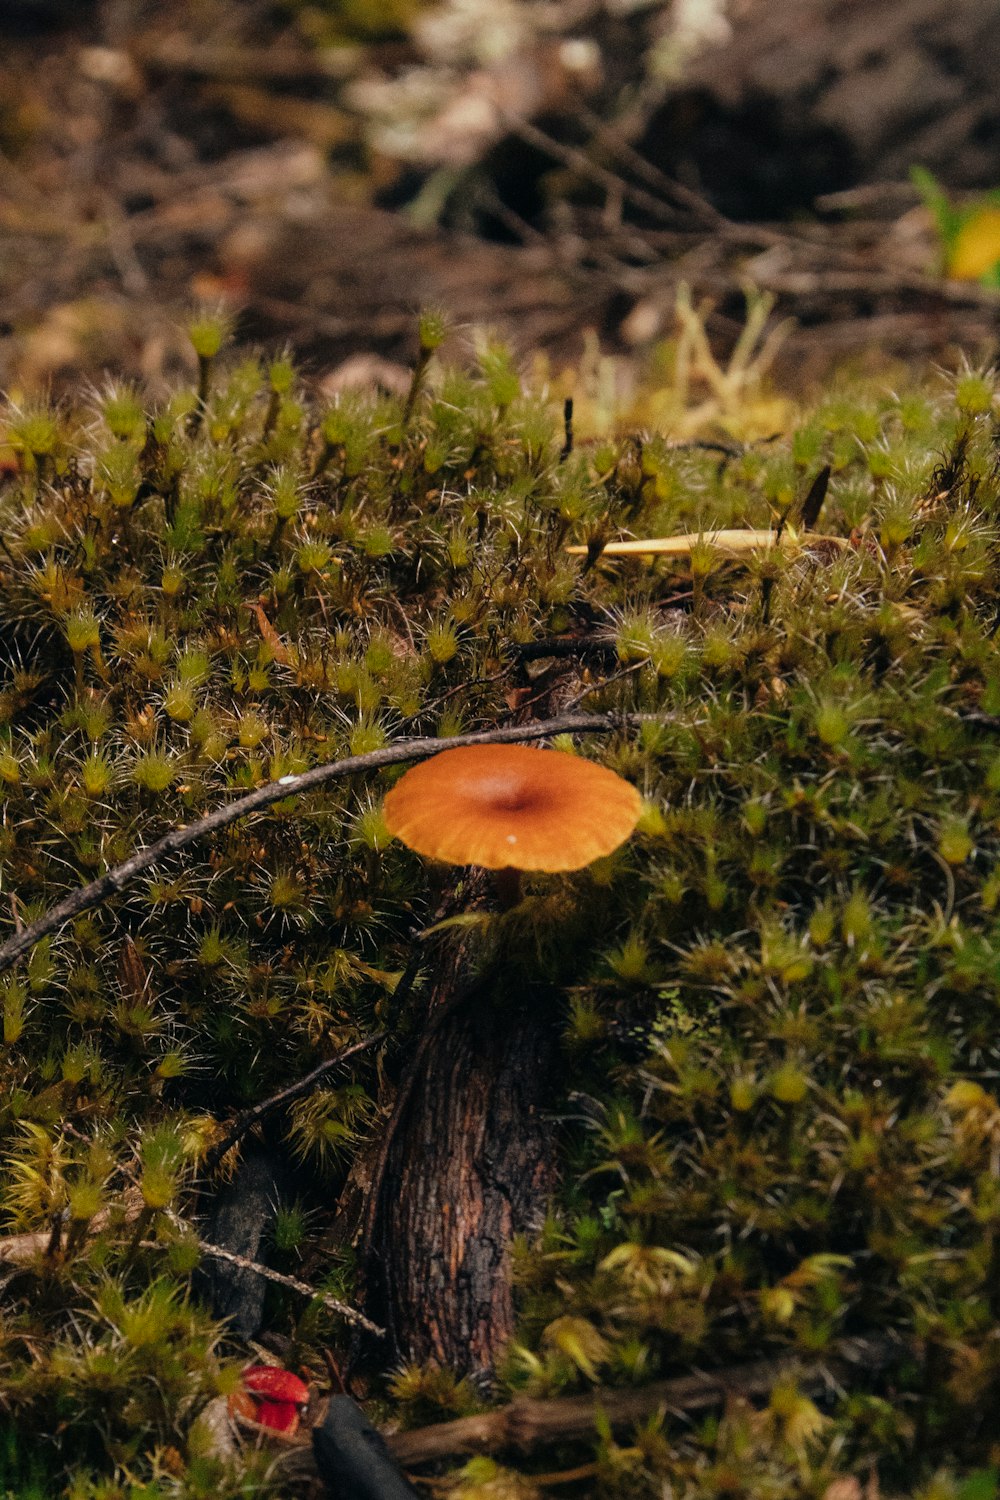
<box><xmin>383</xmin><ymin>743</ymin><xmax>642</xmax><ymax>895</ymax></box>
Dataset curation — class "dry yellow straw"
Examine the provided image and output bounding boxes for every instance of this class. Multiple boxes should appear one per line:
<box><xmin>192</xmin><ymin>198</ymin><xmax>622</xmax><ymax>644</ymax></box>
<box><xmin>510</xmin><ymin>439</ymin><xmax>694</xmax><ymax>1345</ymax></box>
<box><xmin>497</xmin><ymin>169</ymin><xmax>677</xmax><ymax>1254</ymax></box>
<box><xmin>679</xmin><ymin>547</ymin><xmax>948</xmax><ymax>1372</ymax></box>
<box><xmin>566</xmin><ymin>528</ymin><xmax>848</xmax><ymax>559</ymax></box>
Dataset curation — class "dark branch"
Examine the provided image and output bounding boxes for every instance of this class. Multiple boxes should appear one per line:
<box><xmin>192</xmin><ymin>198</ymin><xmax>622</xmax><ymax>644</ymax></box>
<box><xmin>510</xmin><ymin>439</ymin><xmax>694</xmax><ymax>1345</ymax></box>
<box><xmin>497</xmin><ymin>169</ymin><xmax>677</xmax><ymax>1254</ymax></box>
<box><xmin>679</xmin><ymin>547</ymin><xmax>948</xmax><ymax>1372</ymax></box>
<box><xmin>203</xmin><ymin>1031</ymin><xmax>387</xmax><ymax>1174</ymax></box>
<box><xmin>510</xmin><ymin>638</ymin><xmax>619</xmax><ymax>663</ymax></box>
<box><xmin>269</xmin><ymin>1333</ymin><xmax>903</xmax><ymax>1478</ymax></box>
<box><xmin>388</xmin><ymin>1333</ymin><xmax>901</xmax><ymax>1466</ymax></box>
<box><xmin>0</xmin><ymin>713</ymin><xmax>634</xmax><ymax>977</ymax></box>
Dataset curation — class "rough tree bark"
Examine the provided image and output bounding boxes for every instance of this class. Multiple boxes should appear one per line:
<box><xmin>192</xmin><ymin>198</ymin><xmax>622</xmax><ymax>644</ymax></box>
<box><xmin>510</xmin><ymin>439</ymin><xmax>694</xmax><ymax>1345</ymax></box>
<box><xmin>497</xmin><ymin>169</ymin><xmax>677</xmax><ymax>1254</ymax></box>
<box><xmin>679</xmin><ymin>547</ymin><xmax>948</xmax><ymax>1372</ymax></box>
<box><xmin>357</xmin><ymin>971</ymin><xmax>560</xmax><ymax>1379</ymax></box>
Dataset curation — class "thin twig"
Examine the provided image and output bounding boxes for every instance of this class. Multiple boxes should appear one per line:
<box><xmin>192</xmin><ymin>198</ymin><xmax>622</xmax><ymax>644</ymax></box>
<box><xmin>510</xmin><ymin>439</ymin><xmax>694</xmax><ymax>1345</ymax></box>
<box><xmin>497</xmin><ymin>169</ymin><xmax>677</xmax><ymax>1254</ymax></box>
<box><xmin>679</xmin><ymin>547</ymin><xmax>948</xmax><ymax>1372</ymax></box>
<box><xmin>203</xmin><ymin>1031</ymin><xmax>387</xmax><ymax>1174</ymax></box>
<box><xmin>571</xmin><ymin>102</ymin><xmax>725</xmax><ymax>229</ymax></box>
<box><xmin>665</xmin><ymin>439</ymin><xmax>745</xmax><ymax>458</ymax></box>
<box><xmin>510</xmin><ymin>639</ymin><xmax>618</xmax><ymax>664</ymax></box>
<box><xmin>0</xmin><ymin>713</ymin><xmax>640</xmax><ymax>978</ymax></box>
<box><xmin>563</xmin><ymin>661</ymin><xmax>644</xmax><ymax>713</ymax></box>
<box><xmin>504</xmin><ymin>115</ymin><xmax>679</xmax><ymax>249</ymax></box>
<box><xmin>147</xmin><ymin>1226</ymin><xmax>383</xmax><ymax>1336</ymax></box>
<box><xmin>132</xmin><ymin>36</ymin><xmax>354</xmax><ymax>85</ymax></box>
<box><xmin>503</xmin><ymin>114</ymin><xmax>784</xmax><ymax>253</ymax></box>
<box><xmin>755</xmin><ymin>267</ymin><xmax>1000</xmax><ymax>309</ymax></box>
<box><xmin>560</xmin><ymin>396</ymin><xmax>574</xmax><ymax>461</ymax></box>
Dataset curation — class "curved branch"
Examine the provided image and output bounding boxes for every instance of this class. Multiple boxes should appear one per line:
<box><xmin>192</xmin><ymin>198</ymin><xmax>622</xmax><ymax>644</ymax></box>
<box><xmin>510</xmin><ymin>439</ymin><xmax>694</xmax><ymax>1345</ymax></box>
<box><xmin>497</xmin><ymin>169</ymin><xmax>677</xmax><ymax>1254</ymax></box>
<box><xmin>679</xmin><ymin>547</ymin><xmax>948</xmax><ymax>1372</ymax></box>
<box><xmin>264</xmin><ymin>1333</ymin><xmax>903</xmax><ymax>1479</ymax></box>
<box><xmin>202</xmin><ymin>1030</ymin><xmax>387</xmax><ymax>1174</ymax></box>
<box><xmin>0</xmin><ymin>713</ymin><xmax>633</xmax><ymax>977</ymax></box>
<box><xmin>388</xmin><ymin>1333</ymin><xmax>900</xmax><ymax>1466</ymax></box>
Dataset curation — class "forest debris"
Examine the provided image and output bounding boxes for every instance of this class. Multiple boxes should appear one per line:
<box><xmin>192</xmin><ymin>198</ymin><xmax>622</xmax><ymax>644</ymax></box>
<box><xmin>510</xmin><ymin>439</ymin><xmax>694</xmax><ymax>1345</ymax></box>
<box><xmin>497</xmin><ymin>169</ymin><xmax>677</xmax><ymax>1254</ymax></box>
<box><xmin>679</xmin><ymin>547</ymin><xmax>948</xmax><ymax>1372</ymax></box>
<box><xmin>188</xmin><ymin>1395</ymin><xmax>241</xmax><ymax>1466</ymax></box>
<box><xmin>266</xmin><ymin>1334</ymin><xmax>902</xmax><ymax>1480</ymax></box>
<box><xmin>131</xmin><ymin>35</ymin><xmax>359</xmax><ymax>86</ymax></box>
<box><xmin>388</xmin><ymin>1334</ymin><xmax>901</xmax><ymax>1465</ymax></box>
<box><xmin>0</xmin><ymin>1193</ymin><xmax>375</xmax><ymax>1331</ymax></box>
<box><xmin>151</xmin><ymin>1229</ymin><xmax>383</xmax><ymax>1334</ymax></box>
<box><xmin>566</xmin><ymin>528</ymin><xmax>849</xmax><ymax>559</ymax></box>
<box><xmin>203</xmin><ymin>85</ymin><xmax>350</xmax><ymax>151</ymax></box>
<box><xmin>313</xmin><ymin>1397</ymin><xmax>418</xmax><ymax>1500</ymax></box>
<box><xmin>0</xmin><ymin>1229</ymin><xmax>64</xmax><ymax>1265</ymax></box>
<box><xmin>799</xmin><ymin>464</ymin><xmax>832</xmax><ymax>531</ymax></box>
<box><xmin>251</xmin><ymin>603</ymin><xmax>292</xmax><ymax>666</ymax></box>
<box><xmin>77</xmin><ymin>46</ymin><xmax>143</xmax><ymax>96</ymax></box>
<box><xmin>5</xmin><ymin>0</ymin><xmax>1000</xmax><ymax>399</ymax></box>
<box><xmin>0</xmin><ymin>1189</ymin><xmax>145</xmax><ymax>1266</ymax></box>
<box><xmin>319</xmin><ymin>354</ymin><xmax>412</xmax><ymax>398</ymax></box>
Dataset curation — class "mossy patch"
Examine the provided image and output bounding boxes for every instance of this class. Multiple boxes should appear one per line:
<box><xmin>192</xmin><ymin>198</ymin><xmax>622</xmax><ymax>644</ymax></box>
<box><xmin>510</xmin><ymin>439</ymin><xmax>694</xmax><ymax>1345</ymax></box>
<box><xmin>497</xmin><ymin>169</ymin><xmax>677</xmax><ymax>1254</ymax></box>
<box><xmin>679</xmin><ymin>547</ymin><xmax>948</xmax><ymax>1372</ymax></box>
<box><xmin>2</xmin><ymin>328</ymin><xmax>1000</xmax><ymax>1495</ymax></box>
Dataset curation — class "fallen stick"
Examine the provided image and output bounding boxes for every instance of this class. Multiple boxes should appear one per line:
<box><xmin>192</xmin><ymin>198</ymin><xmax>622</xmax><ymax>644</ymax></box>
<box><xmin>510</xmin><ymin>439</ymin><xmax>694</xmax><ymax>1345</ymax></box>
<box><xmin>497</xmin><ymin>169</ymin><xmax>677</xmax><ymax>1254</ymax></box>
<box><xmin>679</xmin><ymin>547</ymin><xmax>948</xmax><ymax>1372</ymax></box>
<box><xmin>388</xmin><ymin>1334</ymin><xmax>899</xmax><ymax>1466</ymax></box>
<box><xmin>269</xmin><ymin>1333</ymin><xmax>902</xmax><ymax>1479</ymax></box>
<box><xmin>131</xmin><ymin>36</ymin><xmax>355</xmax><ymax>85</ymax></box>
<box><xmin>146</xmin><ymin>1233</ymin><xmax>383</xmax><ymax>1337</ymax></box>
<box><xmin>0</xmin><ymin>1208</ymin><xmax>378</xmax><ymax>1332</ymax></box>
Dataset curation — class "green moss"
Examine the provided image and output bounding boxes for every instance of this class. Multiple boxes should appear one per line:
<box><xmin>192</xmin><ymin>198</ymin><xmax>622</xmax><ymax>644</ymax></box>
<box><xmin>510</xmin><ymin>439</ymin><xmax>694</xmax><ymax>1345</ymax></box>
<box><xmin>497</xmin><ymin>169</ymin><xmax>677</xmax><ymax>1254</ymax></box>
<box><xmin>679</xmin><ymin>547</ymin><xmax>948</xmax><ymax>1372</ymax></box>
<box><xmin>2</xmin><ymin>334</ymin><xmax>1000</xmax><ymax>1494</ymax></box>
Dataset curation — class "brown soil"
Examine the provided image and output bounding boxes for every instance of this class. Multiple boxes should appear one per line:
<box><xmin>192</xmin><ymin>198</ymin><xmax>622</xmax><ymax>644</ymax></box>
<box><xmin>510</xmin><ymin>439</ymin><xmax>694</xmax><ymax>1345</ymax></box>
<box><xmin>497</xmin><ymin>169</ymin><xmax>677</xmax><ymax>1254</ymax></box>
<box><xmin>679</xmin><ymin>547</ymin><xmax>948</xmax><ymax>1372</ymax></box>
<box><xmin>1</xmin><ymin>2</ymin><xmax>998</xmax><ymax>400</ymax></box>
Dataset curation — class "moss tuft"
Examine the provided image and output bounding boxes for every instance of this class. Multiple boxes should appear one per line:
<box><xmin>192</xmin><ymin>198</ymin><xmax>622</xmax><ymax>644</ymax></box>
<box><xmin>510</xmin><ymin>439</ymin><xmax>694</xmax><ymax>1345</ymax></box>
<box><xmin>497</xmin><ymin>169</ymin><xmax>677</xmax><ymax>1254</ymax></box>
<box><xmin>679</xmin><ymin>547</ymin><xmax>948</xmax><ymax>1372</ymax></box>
<box><xmin>3</xmin><ymin>337</ymin><xmax>1000</xmax><ymax>1494</ymax></box>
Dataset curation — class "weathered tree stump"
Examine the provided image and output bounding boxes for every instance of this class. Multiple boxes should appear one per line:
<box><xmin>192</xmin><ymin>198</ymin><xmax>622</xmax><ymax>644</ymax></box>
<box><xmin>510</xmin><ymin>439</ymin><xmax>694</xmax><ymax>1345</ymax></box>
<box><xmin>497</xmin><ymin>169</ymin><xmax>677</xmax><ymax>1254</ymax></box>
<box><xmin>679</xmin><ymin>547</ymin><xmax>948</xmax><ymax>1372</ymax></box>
<box><xmin>359</xmin><ymin>977</ymin><xmax>560</xmax><ymax>1379</ymax></box>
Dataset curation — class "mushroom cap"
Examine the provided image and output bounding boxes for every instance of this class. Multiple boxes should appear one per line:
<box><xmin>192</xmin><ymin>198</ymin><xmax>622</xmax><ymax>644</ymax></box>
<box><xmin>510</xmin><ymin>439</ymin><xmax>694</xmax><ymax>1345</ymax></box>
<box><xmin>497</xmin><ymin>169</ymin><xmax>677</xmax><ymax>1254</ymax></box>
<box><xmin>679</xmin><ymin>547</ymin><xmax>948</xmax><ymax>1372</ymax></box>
<box><xmin>382</xmin><ymin>743</ymin><xmax>642</xmax><ymax>872</ymax></box>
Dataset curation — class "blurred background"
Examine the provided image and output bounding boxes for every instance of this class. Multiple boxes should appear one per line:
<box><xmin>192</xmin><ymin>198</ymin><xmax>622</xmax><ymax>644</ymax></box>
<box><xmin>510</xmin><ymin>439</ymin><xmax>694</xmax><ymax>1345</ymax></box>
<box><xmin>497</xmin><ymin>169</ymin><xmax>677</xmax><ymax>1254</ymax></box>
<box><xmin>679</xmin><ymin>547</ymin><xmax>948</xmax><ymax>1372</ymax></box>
<box><xmin>2</xmin><ymin>0</ymin><xmax>999</xmax><ymax>406</ymax></box>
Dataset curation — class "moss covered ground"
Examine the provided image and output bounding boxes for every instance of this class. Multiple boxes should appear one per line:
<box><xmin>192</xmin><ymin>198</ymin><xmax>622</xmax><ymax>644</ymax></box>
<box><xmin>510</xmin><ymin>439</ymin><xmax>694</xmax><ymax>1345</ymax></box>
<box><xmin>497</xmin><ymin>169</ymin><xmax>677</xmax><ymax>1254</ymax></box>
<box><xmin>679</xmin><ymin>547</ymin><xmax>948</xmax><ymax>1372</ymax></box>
<box><xmin>2</xmin><ymin>319</ymin><xmax>1000</xmax><ymax>1498</ymax></box>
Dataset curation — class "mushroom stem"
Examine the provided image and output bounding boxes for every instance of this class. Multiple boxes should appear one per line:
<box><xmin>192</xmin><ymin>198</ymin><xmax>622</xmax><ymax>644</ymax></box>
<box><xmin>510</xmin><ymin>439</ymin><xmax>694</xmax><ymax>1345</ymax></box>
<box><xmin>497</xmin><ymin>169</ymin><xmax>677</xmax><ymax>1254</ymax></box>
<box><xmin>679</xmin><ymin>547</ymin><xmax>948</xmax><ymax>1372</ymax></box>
<box><xmin>493</xmin><ymin>867</ymin><xmax>522</xmax><ymax>910</ymax></box>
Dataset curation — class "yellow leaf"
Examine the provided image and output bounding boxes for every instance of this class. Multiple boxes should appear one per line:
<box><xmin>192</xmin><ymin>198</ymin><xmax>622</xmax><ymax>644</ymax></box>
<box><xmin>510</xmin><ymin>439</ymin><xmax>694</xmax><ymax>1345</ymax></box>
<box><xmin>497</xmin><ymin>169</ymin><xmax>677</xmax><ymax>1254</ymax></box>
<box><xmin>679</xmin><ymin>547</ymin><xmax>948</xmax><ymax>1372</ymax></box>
<box><xmin>542</xmin><ymin>1316</ymin><xmax>611</xmax><ymax>1382</ymax></box>
<box><xmin>948</xmin><ymin>207</ymin><xmax>1000</xmax><ymax>280</ymax></box>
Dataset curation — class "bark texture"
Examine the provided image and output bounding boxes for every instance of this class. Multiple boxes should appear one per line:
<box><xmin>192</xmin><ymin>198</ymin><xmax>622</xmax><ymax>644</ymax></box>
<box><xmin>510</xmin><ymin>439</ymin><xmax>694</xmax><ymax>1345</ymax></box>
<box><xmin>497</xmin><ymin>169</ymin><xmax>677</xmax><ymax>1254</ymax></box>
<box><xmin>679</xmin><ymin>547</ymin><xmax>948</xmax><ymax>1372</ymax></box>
<box><xmin>361</xmin><ymin>982</ymin><xmax>560</xmax><ymax>1378</ymax></box>
<box><xmin>195</xmin><ymin>1141</ymin><xmax>292</xmax><ymax>1339</ymax></box>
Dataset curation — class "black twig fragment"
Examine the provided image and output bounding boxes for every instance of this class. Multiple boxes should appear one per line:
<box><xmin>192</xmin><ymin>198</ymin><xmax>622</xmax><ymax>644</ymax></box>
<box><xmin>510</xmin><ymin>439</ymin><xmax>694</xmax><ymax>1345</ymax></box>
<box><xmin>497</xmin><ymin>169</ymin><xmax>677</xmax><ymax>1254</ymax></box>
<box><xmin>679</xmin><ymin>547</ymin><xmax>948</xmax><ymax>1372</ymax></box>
<box><xmin>799</xmin><ymin>464</ymin><xmax>832</xmax><ymax>531</ymax></box>
<box><xmin>560</xmin><ymin>397</ymin><xmax>574</xmax><ymax>460</ymax></box>
<box><xmin>313</xmin><ymin>1397</ymin><xmax>418</xmax><ymax>1500</ymax></box>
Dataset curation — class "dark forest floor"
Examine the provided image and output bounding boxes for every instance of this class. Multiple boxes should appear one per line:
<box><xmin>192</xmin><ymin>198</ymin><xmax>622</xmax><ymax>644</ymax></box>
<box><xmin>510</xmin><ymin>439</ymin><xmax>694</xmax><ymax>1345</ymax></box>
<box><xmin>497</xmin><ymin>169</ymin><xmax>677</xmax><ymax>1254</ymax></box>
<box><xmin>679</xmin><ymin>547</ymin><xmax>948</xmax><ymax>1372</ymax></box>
<box><xmin>2</xmin><ymin>1</ymin><xmax>1000</xmax><ymax>409</ymax></box>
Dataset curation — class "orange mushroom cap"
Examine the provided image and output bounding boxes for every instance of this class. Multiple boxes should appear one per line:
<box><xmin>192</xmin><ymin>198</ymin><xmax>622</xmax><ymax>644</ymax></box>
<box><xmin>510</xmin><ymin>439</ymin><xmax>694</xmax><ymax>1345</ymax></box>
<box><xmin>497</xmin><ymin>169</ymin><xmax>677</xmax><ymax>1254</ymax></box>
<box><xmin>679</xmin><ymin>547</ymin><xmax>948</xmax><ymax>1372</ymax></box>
<box><xmin>382</xmin><ymin>743</ymin><xmax>642</xmax><ymax>872</ymax></box>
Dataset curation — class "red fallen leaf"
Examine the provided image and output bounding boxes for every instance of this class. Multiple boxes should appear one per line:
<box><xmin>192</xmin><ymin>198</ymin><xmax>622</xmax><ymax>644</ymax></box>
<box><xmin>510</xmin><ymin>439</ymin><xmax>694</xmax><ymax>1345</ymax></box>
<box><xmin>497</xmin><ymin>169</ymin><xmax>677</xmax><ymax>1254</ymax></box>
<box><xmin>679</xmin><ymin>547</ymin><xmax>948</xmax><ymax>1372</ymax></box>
<box><xmin>234</xmin><ymin>1365</ymin><xmax>311</xmax><ymax>1434</ymax></box>
<box><xmin>242</xmin><ymin>1365</ymin><xmax>310</xmax><ymax>1405</ymax></box>
<box><xmin>228</xmin><ymin>1389</ymin><xmax>257</xmax><ymax>1423</ymax></box>
<box><xmin>255</xmin><ymin>1397</ymin><xmax>301</xmax><ymax>1432</ymax></box>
